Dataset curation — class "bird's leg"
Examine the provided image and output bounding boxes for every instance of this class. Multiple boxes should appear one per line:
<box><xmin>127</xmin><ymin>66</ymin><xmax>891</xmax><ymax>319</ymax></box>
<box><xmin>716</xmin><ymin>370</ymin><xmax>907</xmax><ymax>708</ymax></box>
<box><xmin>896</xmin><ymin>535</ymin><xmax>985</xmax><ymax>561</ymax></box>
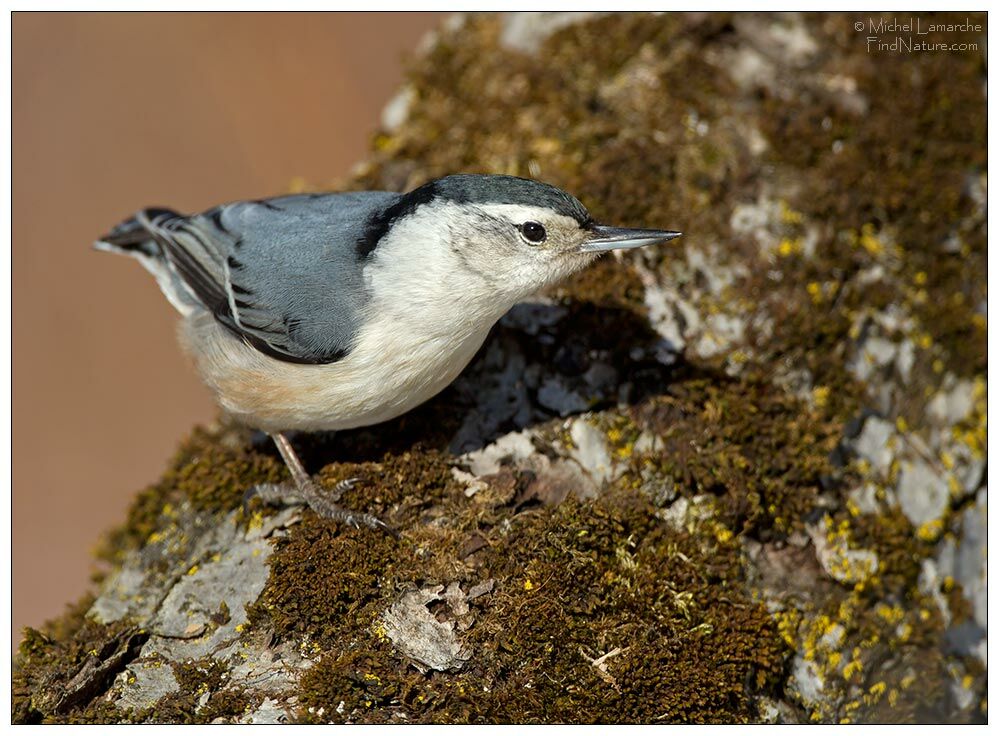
<box><xmin>244</xmin><ymin>431</ymin><xmax>394</xmax><ymax>535</ymax></box>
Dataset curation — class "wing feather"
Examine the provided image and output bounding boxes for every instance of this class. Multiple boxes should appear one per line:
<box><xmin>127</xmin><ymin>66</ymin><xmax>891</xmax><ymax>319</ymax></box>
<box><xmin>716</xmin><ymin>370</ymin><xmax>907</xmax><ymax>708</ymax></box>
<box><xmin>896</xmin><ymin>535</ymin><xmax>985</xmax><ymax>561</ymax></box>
<box><xmin>127</xmin><ymin>200</ymin><xmax>356</xmax><ymax>364</ymax></box>
<box><xmin>115</xmin><ymin>193</ymin><xmax>392</xmax><ymax>364</ymax></box>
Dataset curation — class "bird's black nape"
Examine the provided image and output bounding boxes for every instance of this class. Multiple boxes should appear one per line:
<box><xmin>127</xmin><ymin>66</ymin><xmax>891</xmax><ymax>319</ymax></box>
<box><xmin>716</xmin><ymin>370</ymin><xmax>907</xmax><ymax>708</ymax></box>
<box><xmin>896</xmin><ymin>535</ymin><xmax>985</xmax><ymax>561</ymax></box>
<box><xmin>356</xmin><ymin>180</ymin><xmax>441</xmax><ymax>259</ymax></box>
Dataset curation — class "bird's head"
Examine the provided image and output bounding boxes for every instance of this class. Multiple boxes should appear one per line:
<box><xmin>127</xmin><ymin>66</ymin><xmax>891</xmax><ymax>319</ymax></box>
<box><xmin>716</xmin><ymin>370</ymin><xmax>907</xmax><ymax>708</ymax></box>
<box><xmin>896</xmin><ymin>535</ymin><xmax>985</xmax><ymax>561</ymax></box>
<box><xmin>364</xmin><ymin>174</ymin><xmax>681</xmax><ymax>307</ymax></box>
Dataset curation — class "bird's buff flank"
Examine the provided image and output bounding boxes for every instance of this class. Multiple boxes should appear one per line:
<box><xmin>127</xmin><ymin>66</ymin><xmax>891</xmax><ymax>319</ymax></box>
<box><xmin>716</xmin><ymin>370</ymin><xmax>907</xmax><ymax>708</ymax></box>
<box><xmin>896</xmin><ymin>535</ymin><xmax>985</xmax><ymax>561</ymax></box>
<box><xmin>96</xmin><ymin>174</ymin><xmax>681</xmax><ymax>532</ymax></box>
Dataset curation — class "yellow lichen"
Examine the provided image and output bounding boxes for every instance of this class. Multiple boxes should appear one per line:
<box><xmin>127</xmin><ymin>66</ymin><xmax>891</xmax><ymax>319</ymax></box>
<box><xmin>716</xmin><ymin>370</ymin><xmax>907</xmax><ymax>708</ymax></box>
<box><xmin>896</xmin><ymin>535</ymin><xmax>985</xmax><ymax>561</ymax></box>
<box><xmin>917</xmin><ymin>519</ymin><xmax>944</xmax><ymax>542</ymax></box>
<box><xmin>778</xmin><ymin>238</ymin><xmax>802</xmax><ymax>257</ymax></box>
<box><xmin>858</xmin><ymin>225</ymin><xmax>884</xmax><ymax>257</ymax></box>
<box><xmin>875</xmin><ymin>604</ymin><xmax>905</xmax><ymax>625</ymax></box>
<box><xmin>713</xmin><ymin>525</ymin><xmax>733</xmax><ymax>544</ymax></box>
<box><xmin>779</xmin><ymin>200</ymin><xmax>804</xmax><ymax>224</ymax></box>
<box><xmin>843</xmin><ymin>658</ymin><xmax>863</xmax><ymax>680</ymax></box>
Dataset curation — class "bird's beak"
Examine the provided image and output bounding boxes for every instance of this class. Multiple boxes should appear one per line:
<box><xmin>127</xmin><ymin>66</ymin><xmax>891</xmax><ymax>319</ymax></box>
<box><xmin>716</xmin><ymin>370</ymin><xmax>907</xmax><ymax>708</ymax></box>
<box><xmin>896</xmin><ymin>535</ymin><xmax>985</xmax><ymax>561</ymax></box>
<box><xmin>579</xmin><ymin>225</ymin><xmax>683</xmax><ymax>253</ymax></box>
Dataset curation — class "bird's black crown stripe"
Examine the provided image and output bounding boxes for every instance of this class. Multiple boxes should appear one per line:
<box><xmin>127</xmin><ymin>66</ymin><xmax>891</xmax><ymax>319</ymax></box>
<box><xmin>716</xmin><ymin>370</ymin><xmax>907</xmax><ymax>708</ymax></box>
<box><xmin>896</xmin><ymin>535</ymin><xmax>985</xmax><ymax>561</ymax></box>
<box><xmin>356</xmin><ymin>175</ymin><xmax>591</xmax><ymax>259</ymax></box>
<box><xmin>433</xmin><ymin>175</ymin><xmax>591</xmax><ymax>226</ymax></box>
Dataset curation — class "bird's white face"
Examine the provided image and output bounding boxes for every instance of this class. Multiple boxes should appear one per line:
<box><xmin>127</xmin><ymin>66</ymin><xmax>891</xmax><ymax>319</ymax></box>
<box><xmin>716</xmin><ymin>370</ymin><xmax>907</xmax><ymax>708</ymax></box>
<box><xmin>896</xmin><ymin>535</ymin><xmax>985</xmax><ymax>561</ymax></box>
<box><xmin>450</xmin><ymin>202</ymin><xmax>601</xmax><ymax>299</ymax></box>
<box><xmin>367</xmin><ymin>200</ymin><xmax>597</xmax><ymax>312</ymax></box>
<box><xmin>366</xmin><ymin>198</ymin><xmax>680</xmax><ymax>326</ymax></box>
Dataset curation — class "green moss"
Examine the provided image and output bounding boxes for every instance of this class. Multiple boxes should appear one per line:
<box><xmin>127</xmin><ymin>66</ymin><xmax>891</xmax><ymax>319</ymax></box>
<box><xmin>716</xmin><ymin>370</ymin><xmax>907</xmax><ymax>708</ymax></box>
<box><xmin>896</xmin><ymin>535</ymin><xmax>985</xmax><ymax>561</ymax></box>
<box><xmin>287</xmin><ymin>488</ymin><xmax>784</xmax><ymax>723</ymax></box>
<box><xmin>12</xmin><ymin>594</ymin><xmax>138</xmax><ymax>724</ymax></box>
<box><xmin>848</xmin><ymin>508</ymin><xmax>933</xmax><ymax>597</ymax></box>
<box><xmin>549</xmin><ymin>254</ymin><xmax>649</xmax><ymax>313</ymax></box>
<box><xmin>246</xmin><ymin>447</ymin><xmax>467</xmax><ymax>648</ymax></box>
<box><xmin>755</xmin><ymin>15</ymin><xmax>986</xmax><ymax>382</ymax></box>
<box><xmin>625</xmin><ymin>372</ymin><xmax>841</xmax><ymax>538</ymax></box>
<box><xmin>132</xmin><ymin>658</ymin><xmax>248</xmax><ymax>725</ymax></box>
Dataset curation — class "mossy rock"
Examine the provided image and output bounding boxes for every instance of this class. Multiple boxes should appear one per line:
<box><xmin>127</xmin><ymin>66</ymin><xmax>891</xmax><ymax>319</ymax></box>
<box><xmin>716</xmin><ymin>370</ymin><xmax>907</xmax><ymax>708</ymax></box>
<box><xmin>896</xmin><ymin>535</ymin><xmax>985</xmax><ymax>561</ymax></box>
<box><xmin>14</xmin><ymin>11</ymin><xmax>986</xmax><ymax>724</ymax></box>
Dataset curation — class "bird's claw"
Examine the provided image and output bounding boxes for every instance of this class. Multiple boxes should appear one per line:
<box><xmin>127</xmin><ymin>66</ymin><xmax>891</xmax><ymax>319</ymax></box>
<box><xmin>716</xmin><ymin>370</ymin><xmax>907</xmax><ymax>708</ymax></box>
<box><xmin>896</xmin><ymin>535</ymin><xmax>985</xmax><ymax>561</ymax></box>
<box><xmin>242</xmin><ymin>482</ymin><xmax>304</xmax><ymax>516</ymax></box>
<box><xmin>242</xmin><ymin>479</ymin><xmax>396</xmax><ymax>537</ymax></box>
<box><xmin>369</xmin><ymin>515</ymin><xmax>401</xmax><ymax>539</ymax></box>
<box><xmin>329</xmin><ymin>476</ymin><xmax>363</xmax><ymax>503</ymax></box>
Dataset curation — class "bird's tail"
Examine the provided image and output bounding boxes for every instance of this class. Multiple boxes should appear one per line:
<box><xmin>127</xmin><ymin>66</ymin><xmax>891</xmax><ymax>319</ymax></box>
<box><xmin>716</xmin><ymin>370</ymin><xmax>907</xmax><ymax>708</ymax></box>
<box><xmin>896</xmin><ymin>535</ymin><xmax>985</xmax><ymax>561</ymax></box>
<box><xmin>94</xmin><ymin>207</ymin><xmax>197</xmax><ymax>316</ymax></box>
<box><xmin>93</xmin><ymin>207</ymin><xmax>179</xmax><ymax>258</ymax></box>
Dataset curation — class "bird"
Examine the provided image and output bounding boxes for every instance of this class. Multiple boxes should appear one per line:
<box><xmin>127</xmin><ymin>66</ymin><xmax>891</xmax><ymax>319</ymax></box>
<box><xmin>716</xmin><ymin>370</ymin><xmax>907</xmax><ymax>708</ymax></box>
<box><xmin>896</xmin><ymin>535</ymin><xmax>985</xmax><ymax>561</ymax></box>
<box><xmin>96</xmin><ymin>174</ymin><xmax>681</xmax><ymax>533</ymax></box>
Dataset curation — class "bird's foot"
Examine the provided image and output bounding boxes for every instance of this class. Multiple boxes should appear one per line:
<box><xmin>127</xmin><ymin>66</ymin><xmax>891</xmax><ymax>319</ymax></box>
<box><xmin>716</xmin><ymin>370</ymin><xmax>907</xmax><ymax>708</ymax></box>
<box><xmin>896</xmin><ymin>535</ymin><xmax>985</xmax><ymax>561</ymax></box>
<box><xmin>243</xmin><ymin>482</ymin><xmax>301</xmax><ymax>512</ymax></box>
<box><xmin>243</xmin><ymin>477</ymin><xmax>396</xmax><ymax>537</ymax></box>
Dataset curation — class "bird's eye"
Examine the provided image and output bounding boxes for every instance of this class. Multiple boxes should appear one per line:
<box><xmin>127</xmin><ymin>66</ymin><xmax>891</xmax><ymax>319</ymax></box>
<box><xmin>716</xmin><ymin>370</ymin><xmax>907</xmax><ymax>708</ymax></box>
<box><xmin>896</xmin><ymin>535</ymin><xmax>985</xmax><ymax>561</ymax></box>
<box><xmin>519</xmin><ymin>221</ymin><xmax>547</xmax><ymax>244</ymax></box>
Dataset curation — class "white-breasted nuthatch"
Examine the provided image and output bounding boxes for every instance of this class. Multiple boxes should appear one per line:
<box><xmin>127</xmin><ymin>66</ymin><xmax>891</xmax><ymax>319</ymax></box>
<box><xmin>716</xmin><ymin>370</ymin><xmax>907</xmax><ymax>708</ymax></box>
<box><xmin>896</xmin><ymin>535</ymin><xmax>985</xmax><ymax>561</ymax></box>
<box><xmin>96</xmin><ymin>174</ymin><xmax>681</xmax><ymax>532</ymax></box>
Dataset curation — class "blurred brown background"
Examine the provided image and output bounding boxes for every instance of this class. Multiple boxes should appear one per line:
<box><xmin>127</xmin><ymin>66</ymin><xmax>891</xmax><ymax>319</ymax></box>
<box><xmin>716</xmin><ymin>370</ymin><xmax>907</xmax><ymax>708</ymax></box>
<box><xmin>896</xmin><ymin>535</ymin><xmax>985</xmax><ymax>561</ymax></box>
<box><xmin>12</xmin><ymin>12</ymin><xmax>444</xmax><ymax>645</ymax></box>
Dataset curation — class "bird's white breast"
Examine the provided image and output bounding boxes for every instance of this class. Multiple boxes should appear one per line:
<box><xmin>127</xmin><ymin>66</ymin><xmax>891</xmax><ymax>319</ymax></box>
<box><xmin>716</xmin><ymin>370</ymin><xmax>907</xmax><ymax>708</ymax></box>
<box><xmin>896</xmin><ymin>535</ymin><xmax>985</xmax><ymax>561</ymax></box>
<box><xmin>181</xmin><ymin>308</ymin><xmax>496</xmax><ymax>433</ymax></box>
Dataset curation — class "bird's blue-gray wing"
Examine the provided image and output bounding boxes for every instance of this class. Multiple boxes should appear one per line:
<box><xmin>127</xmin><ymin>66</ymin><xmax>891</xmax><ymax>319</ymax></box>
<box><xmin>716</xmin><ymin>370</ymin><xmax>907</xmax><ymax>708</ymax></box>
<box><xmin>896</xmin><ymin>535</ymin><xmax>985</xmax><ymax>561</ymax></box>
<box><xmin>104</xmin><ymin>192</ymin><xmax>398</xmax><ymax>364</ymax></box>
